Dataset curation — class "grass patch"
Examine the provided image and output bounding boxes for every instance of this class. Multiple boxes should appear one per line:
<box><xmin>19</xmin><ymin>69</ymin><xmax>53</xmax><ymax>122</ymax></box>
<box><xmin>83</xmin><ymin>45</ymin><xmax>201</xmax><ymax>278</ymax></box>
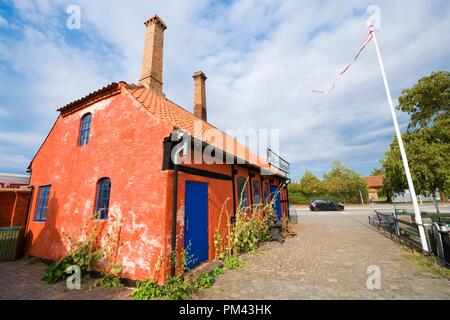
<box><xmin>223</xmin><ymin>255</ymin><xmax>244</xmax><ymax>269</ymax></box>
<box><xmin>132</xmin><ymin>267</ymin><xmax>226</xmax><ymax>300</ymax></box>
<box><xmin>92</xmin><ymin>273</ymin><xmax>122</xmax><ymax>290</ymax></box>
<box><xmin>402</xmin><ymin>252</ymin><xmax>450</xmax><ymax>279</ymax></box>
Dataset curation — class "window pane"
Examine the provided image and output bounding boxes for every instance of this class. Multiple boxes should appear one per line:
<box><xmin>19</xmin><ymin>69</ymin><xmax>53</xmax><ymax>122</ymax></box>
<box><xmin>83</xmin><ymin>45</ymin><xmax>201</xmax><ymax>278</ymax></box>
<box><xmin>253</xmin><ymin>180</ymin><xmax>261</xmax><ymax>204</ymax></box>
<box><xmin>95</xmin><ymin>178</ymin><xmax>111</xmax><ymax>220</ymax></box>
<box><xmin>34</xmin><ymin>185</ymin><xmax>51</xmax><ymax>221</ymax></box>
<box><xmin>79</xmin><ymin>113</ymin><xmax>92</xmax><ymax>146</ymax></box>
<box><xmin>237</xmin><ymin>178</ymin><xmax>248</xmax><ymax>208</ymax></box>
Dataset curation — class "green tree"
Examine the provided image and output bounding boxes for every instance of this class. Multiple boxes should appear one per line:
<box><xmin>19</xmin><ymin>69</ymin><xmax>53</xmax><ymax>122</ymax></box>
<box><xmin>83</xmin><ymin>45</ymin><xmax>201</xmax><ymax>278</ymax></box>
<box><xmin>371</xmin><ymin>168</ymin><xmax>384</xmax><ymax>176</ymax></box>
<box><xmin>383</xmin><ymin>117</ymin><xmax>450</xmax><ymax>196</ymax></box>
<box><xmin>298</xmin><ymin>170</ymin><xmax>322</xmax><ymax>194</ymax></box>
<box><xmin>398</xmin><ymin>71</ymin><xmax>449</xmax><ymax>129</ymax></box>
<box><xmin>322</xmin><ymin>161</ymin><xmax>368</xmax><ymax>203</ymax></box>
<box><xmin>382</xmin><ymin>71</ymin><xmax>450</xmax><ymax>199</ymax></box>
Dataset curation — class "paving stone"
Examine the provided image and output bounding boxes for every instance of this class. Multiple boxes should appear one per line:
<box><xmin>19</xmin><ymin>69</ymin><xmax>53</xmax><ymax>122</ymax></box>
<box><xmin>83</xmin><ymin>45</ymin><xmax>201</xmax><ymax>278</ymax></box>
<box><xmin>196</xmin><ymin>209</ymin><xmax>450</xmax><ymax>300</ymax></box>
<box><xmin>1</xmin><ymin>209</ymin><xmax>449</xmax><ymax>300</ymax></box>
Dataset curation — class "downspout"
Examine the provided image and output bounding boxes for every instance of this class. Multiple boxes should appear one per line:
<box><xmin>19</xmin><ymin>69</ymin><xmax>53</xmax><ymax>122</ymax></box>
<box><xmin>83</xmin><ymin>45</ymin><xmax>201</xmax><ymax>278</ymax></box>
<box><xmin>170</xmin><ymin>164</ymin><xmax>179</xmax><ymax>277</ymax></box>
<box><xmin>10</xmin><ymin>190</ymin><xmax>19</xmax><ymax>227</ymax></box>
<box><xmin>24</xmin><ymin>187</ymin><xmax>34</xmax><ymax>231</ymax></box>
<box><xmin>231</xmin><ymin>165</ymin><xmax>236</xmax><ymax>218</ymax></box>
<box><xmin>248</xmin><ymin>168</ymin><xmax>253</xmax><ymax>207</ymax></box>
<box><xmin>285</xmin><ymin>180</ymin><xmax>291</xmax><ymax>220</ymax></box>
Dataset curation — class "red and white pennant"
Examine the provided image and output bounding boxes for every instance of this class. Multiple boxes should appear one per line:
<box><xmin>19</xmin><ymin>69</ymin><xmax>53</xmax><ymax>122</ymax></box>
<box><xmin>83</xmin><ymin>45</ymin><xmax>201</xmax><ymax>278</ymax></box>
<box><xmin>313</xmin><ymin>25</ymin><xmax>375</xmax><ymax>95</ymax></box>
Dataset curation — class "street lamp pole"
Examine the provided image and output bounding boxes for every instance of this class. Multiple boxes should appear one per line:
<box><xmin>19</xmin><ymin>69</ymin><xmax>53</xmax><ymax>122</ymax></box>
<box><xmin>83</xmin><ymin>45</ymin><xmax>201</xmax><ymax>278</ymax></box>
<box><xmin>371</xmin><ymin>29</ymin><xmax>429</xmax><ymax>252</ymax></box>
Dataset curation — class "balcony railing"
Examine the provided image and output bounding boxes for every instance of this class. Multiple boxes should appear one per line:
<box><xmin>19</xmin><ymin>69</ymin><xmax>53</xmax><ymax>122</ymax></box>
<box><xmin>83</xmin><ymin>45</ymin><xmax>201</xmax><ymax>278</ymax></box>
<box><xmin>267</xmin><ymin>148</ymin><xmax>290</xmax><ymax>175</ymax></box>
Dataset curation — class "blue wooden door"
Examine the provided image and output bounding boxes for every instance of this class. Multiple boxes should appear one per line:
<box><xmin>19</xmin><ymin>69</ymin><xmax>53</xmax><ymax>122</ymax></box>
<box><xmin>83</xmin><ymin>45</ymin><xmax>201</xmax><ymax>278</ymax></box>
<box><xmin>271</xmin><ymin>186</ymin><xmax>282</xmax><ymax>220</ymax></box>
<box><xmin>184</xmin><ymin>181</ymin><xmax>209</xmax><ymax>269</ymax></box>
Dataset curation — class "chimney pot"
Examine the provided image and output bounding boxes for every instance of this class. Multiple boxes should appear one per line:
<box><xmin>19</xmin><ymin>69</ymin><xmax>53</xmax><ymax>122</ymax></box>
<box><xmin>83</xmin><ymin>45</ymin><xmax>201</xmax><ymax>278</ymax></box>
<box><xmin>193</xmin><ymin>71</ymin><xmax>207</xmax><ymax>121</ymax></box>
<box><xmin>139</xmin><ymin>15</ymin><xmax>167</xmax><ymax>93</ymax></box>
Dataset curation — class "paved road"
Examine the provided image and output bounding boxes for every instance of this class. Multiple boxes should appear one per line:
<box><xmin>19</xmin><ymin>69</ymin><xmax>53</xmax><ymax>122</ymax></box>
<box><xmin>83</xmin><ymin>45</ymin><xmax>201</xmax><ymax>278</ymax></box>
<box><xmin>198</xmin><ymin>208</ymin><xmax>450</xmax><ymax>300</ymax></box>
<box><xmin>294</xmin><ymin>203</ymin><xmax>450</xmax><ymax>211</ymax></box>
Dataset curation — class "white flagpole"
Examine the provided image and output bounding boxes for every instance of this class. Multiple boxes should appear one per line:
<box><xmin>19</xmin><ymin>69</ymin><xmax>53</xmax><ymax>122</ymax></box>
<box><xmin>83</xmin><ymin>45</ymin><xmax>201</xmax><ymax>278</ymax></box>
<box><xmin>371</xmin><ymin>30</ymin><xmax>429</xmax><ymax>252</ymax></box>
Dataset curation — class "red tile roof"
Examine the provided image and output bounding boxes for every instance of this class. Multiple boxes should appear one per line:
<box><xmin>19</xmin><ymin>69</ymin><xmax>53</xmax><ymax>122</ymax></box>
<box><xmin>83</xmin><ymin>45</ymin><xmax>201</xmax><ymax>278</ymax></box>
<box><xmin>364</xmin><ymin>176</ymin><xmax>383</xmax><ymax>188</ymax></box>
<box><xmin>57</xmin><ymin>82</ymin><xmax>285</xmax><ymax>177</ymax></box>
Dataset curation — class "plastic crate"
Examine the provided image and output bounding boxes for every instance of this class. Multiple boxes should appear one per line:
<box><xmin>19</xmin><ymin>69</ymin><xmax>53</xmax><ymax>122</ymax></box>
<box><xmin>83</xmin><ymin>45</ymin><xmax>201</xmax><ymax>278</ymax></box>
<box><xmin>0</xmin><ymin>227</ymin><xmax>24</xmax><ymax>261</ymax></box>
<box><xmin>440</xmin><ymin>231</ymin><xmax>450</xmax><ymax>263</ymax></box>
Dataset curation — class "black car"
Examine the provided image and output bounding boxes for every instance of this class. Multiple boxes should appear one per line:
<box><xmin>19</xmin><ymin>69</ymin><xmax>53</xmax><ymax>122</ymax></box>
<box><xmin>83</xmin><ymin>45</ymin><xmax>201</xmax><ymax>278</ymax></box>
<box><xmin>309</xmin><ymin>199</ymin><xmax>344</xmax><ymax>211</ymax></box>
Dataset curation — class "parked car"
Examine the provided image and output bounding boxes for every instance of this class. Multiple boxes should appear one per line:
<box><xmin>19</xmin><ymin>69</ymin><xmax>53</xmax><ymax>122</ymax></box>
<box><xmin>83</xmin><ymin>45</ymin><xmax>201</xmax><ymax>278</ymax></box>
<box><xmin>309</xmin><ymin>199</ymin><xmax>344</xmax><ymax>211</ymax></box>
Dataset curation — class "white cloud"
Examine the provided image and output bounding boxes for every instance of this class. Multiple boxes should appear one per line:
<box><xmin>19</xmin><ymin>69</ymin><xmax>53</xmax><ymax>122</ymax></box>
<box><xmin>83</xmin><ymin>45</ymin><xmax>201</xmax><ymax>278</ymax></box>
<box><xmin>1</xmin><ymin>0</ymin><xmax>449</xmax><ymax>178</ymax></box>
<box><xmin>0</xmin><ymin>15</ymin><xmax>7</xmax><ymax>27</ymax></box>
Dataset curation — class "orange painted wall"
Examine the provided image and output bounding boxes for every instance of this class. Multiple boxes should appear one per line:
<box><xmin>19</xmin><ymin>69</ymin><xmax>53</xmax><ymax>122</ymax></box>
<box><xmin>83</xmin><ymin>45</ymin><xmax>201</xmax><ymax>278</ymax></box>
<box><xmin>26</xmin><ymin>88</ymin><xmax>289</xmax><ymax>283</ymax></box>
<box><xmin>167</xmin><ymin>157</ymin><xmax>289</xmax><ymax>277</ymax></box>
<box><xmin>176</xmin><ymin>164</ymin><xmax>234</xmax><ymax>261</ymax></box>
<box><xmin>26</xmin><ymin>89</ymin><xmax>174</xmax><ymax>282</ymax></box>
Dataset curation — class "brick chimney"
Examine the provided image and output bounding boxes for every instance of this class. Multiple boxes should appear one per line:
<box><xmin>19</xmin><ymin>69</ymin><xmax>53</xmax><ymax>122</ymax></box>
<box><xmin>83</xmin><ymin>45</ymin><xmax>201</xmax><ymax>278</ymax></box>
<box><xmin>139</xmin><ymin>15</ymin><xmax>167</xmax><ymax>93</ymax></box>
<box><xmin>193</xmin><ymin>71</ymin><xmax>207</xmax><ymax>121</ymax></box>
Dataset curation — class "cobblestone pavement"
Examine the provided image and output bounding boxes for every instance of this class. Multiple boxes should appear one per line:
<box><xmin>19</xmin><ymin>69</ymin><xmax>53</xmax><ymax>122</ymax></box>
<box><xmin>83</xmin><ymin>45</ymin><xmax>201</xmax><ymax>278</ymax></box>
<box><xmin>1</xmin><ymin>208</ymin><xmax>449</xmax><ymax>300</ymax></box>
<box><xmin>0</xmin><ymin>260</ymin><xmax>132</xmax><ymax>300</ymax></box>
<box><xmin>197</xmin><ymin>209</ymin><xmax>450</xmax><ymax>300</ymax></box>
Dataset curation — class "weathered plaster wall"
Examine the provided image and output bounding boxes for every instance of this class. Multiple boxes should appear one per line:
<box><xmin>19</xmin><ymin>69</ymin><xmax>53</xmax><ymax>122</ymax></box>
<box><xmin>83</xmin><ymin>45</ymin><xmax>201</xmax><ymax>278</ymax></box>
<box><xmin>26</xmin><ymin>90</ymin><xmax>174</xmax><ymax>282</ymax></box>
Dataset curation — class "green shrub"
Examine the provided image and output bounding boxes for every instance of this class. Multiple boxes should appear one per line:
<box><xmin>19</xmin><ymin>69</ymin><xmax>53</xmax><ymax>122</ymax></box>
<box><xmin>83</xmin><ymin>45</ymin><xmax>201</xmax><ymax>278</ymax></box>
<box><xmin>42</xmin><ymin>240</ymin><xmax>101</xmax><ymax>284</ymax></box>
<box><xmin>233</xmin><ymin>208</ymin><xmax>271</xmax><ymax>254</ymax></box>
<box><xmin>223</xmin><ymin>255</ymin><xmax>244</xmax><ymax>269</ymax></box>
<box><xmin>132</xmin><ymin>276</ymin><xmax>192</xmax><ymax>300</ymax></box>
<box><xmin>162</xmin><ymin>276</ymin><xmax>192</xmax><ymax>300</ymax></box>
<box><xmin>93</xmin><ymin>273</ymin><xmax>122</xmax><ymax>289</ymax></box>
<box><xmin>132</xmin><ymin>267</ymin><xmax>226</xmax><ymax>300</ymax></box>
<box><xmin>132</xmin><ymin>280</ymin><xmax>165</xmax><ymax>300</ymax></box>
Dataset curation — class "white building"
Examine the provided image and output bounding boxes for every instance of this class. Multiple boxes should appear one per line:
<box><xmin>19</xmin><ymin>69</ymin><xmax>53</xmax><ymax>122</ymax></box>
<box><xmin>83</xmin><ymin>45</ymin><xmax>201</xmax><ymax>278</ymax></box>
<box><xmin>0</xmin><ymin>173</ymin><xmax>30</xmax><ymax>188</ymax></box>
<box><xmin>392</xmin><ymin>189</ymin><xmax>440</xmax><ymax>203</ymax></box>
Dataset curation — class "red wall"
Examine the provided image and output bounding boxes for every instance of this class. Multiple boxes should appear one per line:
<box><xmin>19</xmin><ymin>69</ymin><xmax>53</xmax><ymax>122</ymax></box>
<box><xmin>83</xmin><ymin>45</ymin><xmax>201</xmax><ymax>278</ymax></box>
<box><xmin>26</xmin><ymin>90</ymin><xmax>173</xmax><ymax>282</ymax></box>
<box><xmin>26</xmin><ymin>88</ymin><xmax>289</xmax><ymax>283</ymax></box>
<box><xmin>167</xmin><ymin>160</ymin><xmax>288</xmax><ymax>277</ymax></box>
<box><xmin>0</xmin><ymin>189</ymin><xmax>31</xmax><ymax>227</ymax></box>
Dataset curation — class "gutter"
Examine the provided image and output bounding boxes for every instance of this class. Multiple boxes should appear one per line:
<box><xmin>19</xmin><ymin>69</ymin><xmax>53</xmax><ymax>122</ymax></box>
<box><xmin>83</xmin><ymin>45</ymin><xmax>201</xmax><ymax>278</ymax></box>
<box><xmin>231</xmin><ymin>165</ymin><xmax>237</xmax><ymax>219</ymax></box>
<box><xmin>170</xmin><ymin>164</ymin><xmax>179</xmax><ymax>277</ymax></box>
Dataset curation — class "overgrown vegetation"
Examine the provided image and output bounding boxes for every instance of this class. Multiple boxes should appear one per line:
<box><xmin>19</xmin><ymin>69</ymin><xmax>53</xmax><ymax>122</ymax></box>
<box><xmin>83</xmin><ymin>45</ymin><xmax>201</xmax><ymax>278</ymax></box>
<box><xmin>42</xmin><ymin>222</ymin><xmax>102</xmax><ymax>284</ymax></box>
<box><xmin>289</xmin><ymin>162</ymin><xmax>369</xmax><ymax>204</ymax></box>
<box><xmin>403</xmin><ymin>252</ymin><xmax>450</xmax><ymax>279</ymax></box>
<box><xmin>92</xmin><ymin>273</ymin><xmax>122</xmax><ymax>289</ymax></box>
<box><xmin>42</xmin><ymin>212</ymin><xmax>123</xmax><ymax>287</ymax></box>
<box><xmin>223</xmin><ymin>255</ymin><xmax>244</xmax><ymax>269</ymax></box>
<box><xmin>132</xmin><ymin>267</ymin><xmax>225</xmax><ymax>300</ymax></box>
<box><xmin>132</xmin><ymin>179</ymin><xmax>285</xmax><ymax>300</ymax></box>
<box><xmin>214</xmin><ymin>181</ymin><xmax>277</xmax><ymax>257</ymax></box>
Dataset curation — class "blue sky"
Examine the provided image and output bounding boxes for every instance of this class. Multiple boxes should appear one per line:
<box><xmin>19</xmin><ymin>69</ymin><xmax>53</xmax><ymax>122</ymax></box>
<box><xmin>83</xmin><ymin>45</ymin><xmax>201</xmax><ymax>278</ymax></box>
<box><xmin>0</xmin><ymin>0</ymin><xmax>449</xmax><ymax>181</ymax></box>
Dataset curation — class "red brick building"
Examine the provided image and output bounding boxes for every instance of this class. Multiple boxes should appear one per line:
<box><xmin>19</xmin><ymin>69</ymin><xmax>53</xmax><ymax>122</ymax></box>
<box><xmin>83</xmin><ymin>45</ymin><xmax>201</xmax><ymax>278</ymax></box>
<box><xmin>25</xmin><ymin>15</ymin><xmax>289</xmax><ymax>283</ymax></box>
<box><xmin>364</xmin><ymin>176</ymin><xmax>383</xmax><ymax>201</ymax></box>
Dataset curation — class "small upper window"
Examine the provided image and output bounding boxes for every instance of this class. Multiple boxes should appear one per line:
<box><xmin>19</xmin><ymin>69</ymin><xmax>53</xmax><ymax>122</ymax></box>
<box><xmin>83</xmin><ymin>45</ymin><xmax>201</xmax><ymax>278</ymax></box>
<box><xmin>237</xmin><ymin>177</ymin><xmax>249</xmax><ymax>208</ymax></box>
<box><xmin>252</xmin><ymin>180</ymin><xmax>261</xmax><ymax>205</ymax></box>
<box><xmin>34</xmin><ymin>185</ymin><xmax>51</xmax><ymax>222</ymax></box>
<box><xmin>95</xmin><ymin>178</ymin><xmax>111</xmax><ymax>220</ymax></box>
<box><xmin>79</xmin><ymin>113</ymin><xmax>92</xmax><ymax>146</ymax></box>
